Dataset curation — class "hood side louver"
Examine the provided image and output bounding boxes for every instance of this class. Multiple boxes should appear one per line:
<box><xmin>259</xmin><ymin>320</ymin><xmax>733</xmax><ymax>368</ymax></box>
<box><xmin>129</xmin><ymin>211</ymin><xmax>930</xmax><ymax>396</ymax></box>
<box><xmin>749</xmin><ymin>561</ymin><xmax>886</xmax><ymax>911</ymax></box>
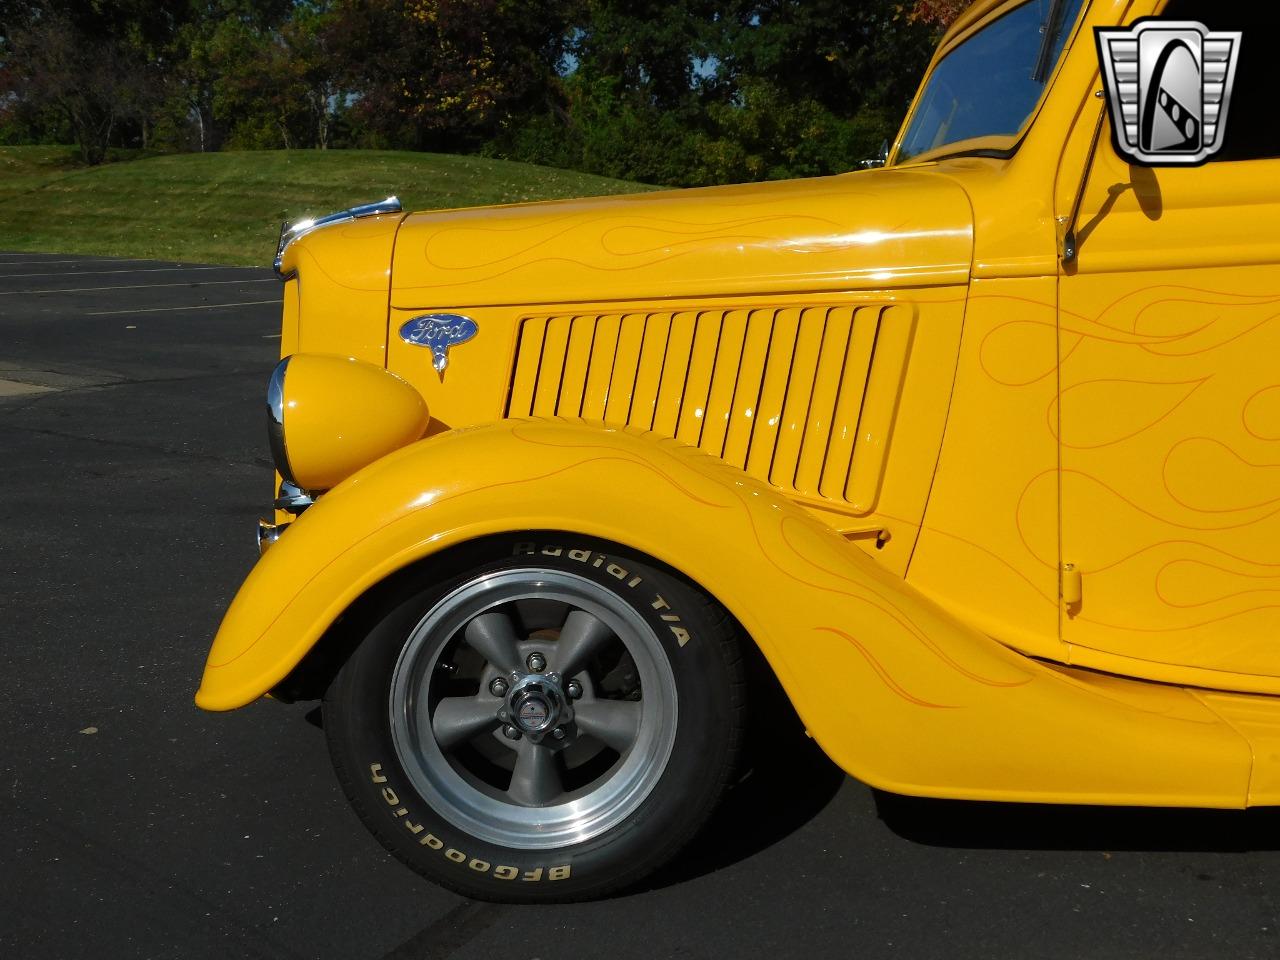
<box><xmin>506</xmin><ymin>303</ymin><xmax>915</xmax><ymax>513</ymax></box>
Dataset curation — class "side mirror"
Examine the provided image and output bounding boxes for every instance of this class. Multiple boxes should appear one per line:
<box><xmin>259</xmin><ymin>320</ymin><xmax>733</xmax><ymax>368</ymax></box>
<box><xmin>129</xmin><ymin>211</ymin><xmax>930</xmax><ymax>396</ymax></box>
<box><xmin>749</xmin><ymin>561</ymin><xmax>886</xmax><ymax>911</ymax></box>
<box><xmin>860</xmin><ymin>139</ymin><xmax>890</xmax><ymax>169</ymax></box>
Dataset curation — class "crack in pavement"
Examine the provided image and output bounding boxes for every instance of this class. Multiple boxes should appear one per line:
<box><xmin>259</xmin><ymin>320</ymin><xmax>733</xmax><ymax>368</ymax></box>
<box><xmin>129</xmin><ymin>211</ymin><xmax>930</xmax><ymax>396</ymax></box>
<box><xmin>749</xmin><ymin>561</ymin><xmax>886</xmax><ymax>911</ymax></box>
<box><xmin>0</xmin><ymin>421</ymin><xmax>271</xmax><ymax>471</ymax></box>
<box><xmin>0</xmin><ymin>368</ymin><xmax>263</xmax><ymax>421</ymax></box>
<box><xmin>379</xmin><ymin>900</ymin><xmax>509</xmax><ymax>960</ymax></box>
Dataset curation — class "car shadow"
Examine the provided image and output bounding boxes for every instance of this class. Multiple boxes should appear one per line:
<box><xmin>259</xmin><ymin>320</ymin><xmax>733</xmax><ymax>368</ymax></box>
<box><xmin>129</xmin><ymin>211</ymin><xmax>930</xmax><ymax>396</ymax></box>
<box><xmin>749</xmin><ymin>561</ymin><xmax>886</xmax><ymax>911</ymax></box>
<box><xmin>646</xmin><ymin>726</ymin><xmax>846</xmax><ymax>889</ymax></box>
<box><xmin>874</xmin><ymin>791</ymin><xmax>1280</xmax><ymax>853</ymax></box>
<box><xmin>308</xmin><ymin>700</ymin><xmax>1280</xmax><ymax>867</ymax></box>
<box><xmin>307</xmin><ymin>689</ymin><xmax>848</xmax><ymax>887</ymax></box>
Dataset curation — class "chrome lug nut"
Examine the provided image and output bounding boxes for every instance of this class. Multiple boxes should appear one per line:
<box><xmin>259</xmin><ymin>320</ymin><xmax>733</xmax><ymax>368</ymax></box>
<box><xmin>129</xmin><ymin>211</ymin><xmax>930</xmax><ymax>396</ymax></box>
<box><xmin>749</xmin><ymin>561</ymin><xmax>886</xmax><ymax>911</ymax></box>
<box><xmin>502</xmin><ymin>724</ymin><xmax>522</xmax><ymax>741</ymax></box>
<box><xmin>566</xmin><ymin>680</ymin><xmax>583</xmax><ymax>700</ymax></box>
<box><xmin>489</xmin><ymin>677</ymin><xmax>509</xmax><ymax>698</ymax></box>
<box><xmin>526</xmin><ymin>652</ymin><xmax>547</xmax><ymax>673</ymax></box>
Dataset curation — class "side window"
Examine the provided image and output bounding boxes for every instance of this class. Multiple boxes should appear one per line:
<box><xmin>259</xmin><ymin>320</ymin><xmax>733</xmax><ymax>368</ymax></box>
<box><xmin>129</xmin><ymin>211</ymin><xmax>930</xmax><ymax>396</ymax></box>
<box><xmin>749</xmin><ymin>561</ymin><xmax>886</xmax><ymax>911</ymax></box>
<box><xmin>1157</xmin><ymin>2</ymin><xmax>1280</xmax><ymax>162</ymax></box>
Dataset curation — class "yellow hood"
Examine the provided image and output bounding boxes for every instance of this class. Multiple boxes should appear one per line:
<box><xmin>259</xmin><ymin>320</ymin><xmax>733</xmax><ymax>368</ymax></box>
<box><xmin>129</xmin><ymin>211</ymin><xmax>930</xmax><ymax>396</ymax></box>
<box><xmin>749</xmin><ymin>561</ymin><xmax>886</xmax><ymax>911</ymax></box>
<box><xmin>390</xmin><ymin>168</ymin><xmax>973</xmax><ymax>309</ymax></box>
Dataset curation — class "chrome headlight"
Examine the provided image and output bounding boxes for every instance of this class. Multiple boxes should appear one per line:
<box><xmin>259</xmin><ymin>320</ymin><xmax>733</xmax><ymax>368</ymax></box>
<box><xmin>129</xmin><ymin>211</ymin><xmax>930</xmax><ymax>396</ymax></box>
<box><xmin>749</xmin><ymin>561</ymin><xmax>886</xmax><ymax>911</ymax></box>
<box><xmin>265</xmin><ymin>354</ymin><xmax>430</xmax><ymax>492</ymax></box>
<box><xmin>267</xmin><ymin>356</ymin><xmax>293</xmax><ymax>485</ymax></box>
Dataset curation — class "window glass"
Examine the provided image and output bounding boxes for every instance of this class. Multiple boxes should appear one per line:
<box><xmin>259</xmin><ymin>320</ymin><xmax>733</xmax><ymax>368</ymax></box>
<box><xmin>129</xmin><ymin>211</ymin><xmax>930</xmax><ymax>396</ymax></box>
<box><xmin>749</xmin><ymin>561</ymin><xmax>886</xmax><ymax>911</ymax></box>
<box><xmin>1157</xmin><ymin>2</ymin><xmax>1280</xmax><ymax>162</ymax></box>
<box><xmin>898</xmin><ymin>0</ymin><xmax>1086</xmax><ymax>162</ymax></box>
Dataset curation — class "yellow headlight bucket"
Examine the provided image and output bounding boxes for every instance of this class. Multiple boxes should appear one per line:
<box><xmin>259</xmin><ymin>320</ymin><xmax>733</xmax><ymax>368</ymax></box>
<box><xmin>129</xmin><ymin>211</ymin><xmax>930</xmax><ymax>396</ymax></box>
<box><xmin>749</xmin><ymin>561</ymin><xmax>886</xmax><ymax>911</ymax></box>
<box><xmin>270</xmin><ymin>354</ymin><xmax>429</xmax><ymax>491</ymax></box>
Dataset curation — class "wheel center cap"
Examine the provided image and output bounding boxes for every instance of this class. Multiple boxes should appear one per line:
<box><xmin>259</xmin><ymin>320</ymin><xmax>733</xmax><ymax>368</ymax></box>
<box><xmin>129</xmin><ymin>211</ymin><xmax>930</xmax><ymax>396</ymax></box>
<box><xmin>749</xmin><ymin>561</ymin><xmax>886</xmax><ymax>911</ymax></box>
<box><xmin>507</xmin><ymin>675</ymin><xmax>567</xmax><ymax>738</ymax></box>
<box><xmin>502</xmin><ymin>671</ymin><xmax>574</xmax><ymax>743</ymax></box>
<box><xmin>515</xmin><ymin>694</ymin><xmax>551</xmax><ymax>732</ymax></box>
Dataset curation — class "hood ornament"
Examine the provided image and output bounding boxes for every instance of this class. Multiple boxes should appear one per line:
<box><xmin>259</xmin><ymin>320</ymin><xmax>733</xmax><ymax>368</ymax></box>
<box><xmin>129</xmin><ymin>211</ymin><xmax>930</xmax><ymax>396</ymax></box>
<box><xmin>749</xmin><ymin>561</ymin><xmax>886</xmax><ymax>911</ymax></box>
<box><xmin>399</xmin><ymin>313</ymin><xmax>479</xmax><ymax>373</ymax></box>
<box><xmin>274</xmin><ymin>196</ymin><xmax>402</xmax><ymax>279</ymax></box>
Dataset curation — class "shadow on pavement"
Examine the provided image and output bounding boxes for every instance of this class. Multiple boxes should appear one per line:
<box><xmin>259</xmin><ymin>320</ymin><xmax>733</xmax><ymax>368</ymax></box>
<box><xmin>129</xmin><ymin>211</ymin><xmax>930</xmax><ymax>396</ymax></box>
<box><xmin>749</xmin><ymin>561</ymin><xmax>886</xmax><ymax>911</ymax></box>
<box><xmin>651</xmin><ymin>730</ymin><xmax>845</xmax><ymax>888</ymax></box>
<box><xmin>647</xmin><ymin>647</ymin><xmax>848</xmax><ymax>891</ymax></box>
<box><xmin>875</xmin><ymin>791</ymin><xmax>1280</xmax><ymax>853</ymax></box>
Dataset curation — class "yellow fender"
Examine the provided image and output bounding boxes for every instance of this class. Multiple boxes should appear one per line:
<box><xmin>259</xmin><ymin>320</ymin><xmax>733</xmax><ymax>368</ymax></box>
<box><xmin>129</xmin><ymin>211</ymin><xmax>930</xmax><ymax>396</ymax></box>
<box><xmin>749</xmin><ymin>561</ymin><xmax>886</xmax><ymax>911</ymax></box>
<box><xmin>197</xmin><ymin>419</ymin><xmax>1251</xmax><ymax>807</ymax></box>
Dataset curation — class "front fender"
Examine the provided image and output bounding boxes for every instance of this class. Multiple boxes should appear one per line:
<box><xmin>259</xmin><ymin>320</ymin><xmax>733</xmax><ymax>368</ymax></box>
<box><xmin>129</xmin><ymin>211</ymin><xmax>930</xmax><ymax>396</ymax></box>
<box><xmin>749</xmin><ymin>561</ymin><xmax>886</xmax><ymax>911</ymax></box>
<box><xmin>198</xmin><ymin>419</ymin><xmax>1250</xmax><ymax>806</ymax></box>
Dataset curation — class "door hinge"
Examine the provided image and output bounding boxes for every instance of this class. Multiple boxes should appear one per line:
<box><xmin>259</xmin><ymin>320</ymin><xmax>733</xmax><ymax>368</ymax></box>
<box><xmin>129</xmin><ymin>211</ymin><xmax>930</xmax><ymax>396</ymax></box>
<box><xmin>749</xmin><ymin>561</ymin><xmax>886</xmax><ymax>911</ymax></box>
<box><xmin>1061</xmin><ymin>563</ymin><xmax>1083</xmax><ymax>607</ymax></box>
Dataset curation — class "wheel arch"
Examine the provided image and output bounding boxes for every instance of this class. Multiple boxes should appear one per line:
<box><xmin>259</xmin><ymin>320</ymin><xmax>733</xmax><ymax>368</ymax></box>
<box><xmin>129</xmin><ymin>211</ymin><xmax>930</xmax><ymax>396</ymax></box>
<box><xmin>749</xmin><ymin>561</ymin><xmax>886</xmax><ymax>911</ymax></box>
<box><xmin>197</xmin><ymin>420</ymin><xmax>790</xmax><ymax>714</ymax></box>
<box><xmin>269</xmin><ymin>529</ymin><xmax>756</xmax><ymax>705</ymax></box>
<box><xmin>197</xmin><ymin>418</ymin><xmax>1255</xmax><ymax>808</ymax></box>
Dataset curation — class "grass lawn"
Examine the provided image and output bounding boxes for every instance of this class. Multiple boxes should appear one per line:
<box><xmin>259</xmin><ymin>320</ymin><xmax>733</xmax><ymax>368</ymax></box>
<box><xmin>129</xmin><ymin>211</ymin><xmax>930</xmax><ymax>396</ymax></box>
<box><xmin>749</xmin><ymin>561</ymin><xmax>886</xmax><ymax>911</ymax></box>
<box><xmin>0</xmin><ymin>146</ymin><xmax>654</xmax><ymax>266</ymax></box>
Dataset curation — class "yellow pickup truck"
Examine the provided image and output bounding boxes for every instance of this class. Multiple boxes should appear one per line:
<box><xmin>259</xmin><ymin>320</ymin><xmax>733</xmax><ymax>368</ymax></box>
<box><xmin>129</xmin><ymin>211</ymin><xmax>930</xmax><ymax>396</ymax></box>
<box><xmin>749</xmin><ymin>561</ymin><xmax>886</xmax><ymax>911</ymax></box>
<box><xmin>197</xmin><ymin>0</ymin><xmax>1279</xmax><ymax>901</ymax></box>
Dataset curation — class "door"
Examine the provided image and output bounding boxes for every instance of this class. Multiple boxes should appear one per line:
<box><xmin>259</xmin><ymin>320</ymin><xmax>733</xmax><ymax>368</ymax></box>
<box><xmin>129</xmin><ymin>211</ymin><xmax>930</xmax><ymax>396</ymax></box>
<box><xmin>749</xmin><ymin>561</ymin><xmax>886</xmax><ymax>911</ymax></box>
<box><xmin>1058</xmin><ymin>1</ymin><xmax>1280</xmax><ymax>683</ymax></box>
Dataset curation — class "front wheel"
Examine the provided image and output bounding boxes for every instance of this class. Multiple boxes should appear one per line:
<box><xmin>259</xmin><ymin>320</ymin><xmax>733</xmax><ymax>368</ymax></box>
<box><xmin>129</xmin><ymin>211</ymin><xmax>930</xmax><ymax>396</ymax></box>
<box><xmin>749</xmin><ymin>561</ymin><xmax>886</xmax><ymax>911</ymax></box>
<box><xmin>323</xmin><ymin>536</ymin><xmax>745</xmax><ymax>901</ymax></box>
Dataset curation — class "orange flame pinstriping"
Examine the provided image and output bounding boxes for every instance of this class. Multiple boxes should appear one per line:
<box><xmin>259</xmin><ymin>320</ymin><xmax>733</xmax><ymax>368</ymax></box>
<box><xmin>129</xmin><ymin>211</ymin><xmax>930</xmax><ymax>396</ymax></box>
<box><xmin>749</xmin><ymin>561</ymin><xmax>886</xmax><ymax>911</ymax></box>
<box><xmin>1064</xmin><ymin>467</ymin><xmax>1280</xmax><ymax>534</ymax></box>
<box><xmin>1242</xmin><ymin>385</ymin><xmax>1280</xmax><ymax>441</ymax></box>
<box><xmin>209</xmin><ymin>449</ymin><xmax>727</xmax><ymax>670</ymax></box>
<box><xmin>759</xmin><ymin>507</ymin><xmax>1031</xmax><ymax>689</ymax></box>
<box><xmin>1160</xmin><ymin>438</ymin><xmax>1280</xmax><ymax>515</ymax></box>
<box><xmin>1084</xmin><ymin>538</ymin><xmax>1280</xmax><ymax>576</ymax></box>
<box><xmin>918</xmin><ymin>524</ymin><xmax>1059</xmax><ymax>606</ymax></box>
<box><xmin>1096</xmin><ymin>284</ymin><xmax>1280</xmax><ymax>331</ymax></box>
<box><xmin>1047</xmin><ymin>377</ymin><xmax>1209</xmax><ymax>450</ymax></box>
<box><xmin>422</xmin><ymin>214</ymin><xmax>845</xmax><ymax>272</ymax></box>
<box><xmin>813</xmin><ymin>627</ymin><xmax>957</xmax><ymax>709</ymax></box>
<box><xmin>1155</xmin><ymin>559</ymin><xmax>1280</xmax><ymax>610</ymax></box>
<box><xmin>507</xmin><ymin>423</ymin><xmax>733</xmax><ymax>510</ymax></box>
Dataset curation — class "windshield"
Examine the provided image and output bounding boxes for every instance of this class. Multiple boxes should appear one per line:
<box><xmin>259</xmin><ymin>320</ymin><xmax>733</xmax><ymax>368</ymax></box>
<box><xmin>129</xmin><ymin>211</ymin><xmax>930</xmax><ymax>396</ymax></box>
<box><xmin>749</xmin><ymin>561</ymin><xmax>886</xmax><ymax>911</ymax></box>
<box><xmin>896</xmin><ymin>0</ymin><xmax>1086</xmax><ymax>163</ymax></box>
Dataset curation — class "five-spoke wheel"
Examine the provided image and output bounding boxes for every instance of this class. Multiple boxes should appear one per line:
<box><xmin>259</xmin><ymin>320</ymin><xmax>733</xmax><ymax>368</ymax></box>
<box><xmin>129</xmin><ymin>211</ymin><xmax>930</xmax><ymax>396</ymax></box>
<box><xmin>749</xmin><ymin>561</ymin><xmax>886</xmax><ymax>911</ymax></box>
<box><xmin>324</xmin><ymin>537</ymin><xmax>745</xmax><ymax>901</ymax></box>
<box><xmin>389</xmin><ymin>569</ymin><xmax>678</xmax><ymax>848</ymax></box>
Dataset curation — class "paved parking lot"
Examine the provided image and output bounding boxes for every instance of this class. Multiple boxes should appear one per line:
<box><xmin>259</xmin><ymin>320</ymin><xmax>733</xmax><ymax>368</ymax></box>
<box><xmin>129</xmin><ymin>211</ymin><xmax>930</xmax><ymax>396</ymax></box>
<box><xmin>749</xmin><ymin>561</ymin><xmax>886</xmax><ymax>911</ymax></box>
<box><xmin>4</xmin><ymin>251</ymin><xmax>1280</xmax><ymax>959</ymax></box>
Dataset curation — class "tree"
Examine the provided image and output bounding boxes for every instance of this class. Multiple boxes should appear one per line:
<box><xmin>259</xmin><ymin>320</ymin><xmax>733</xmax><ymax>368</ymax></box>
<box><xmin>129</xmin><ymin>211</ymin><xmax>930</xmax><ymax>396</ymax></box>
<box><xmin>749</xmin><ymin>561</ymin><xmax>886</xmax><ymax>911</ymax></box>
<box><xmin>497</xmin><ymin>0</ymin><xmax>946</xmax><ymax>186</ymax></box>
<box><xmin>490</xmin><ymin>0</ymin><xmax>726</xmax><ymax>185</ymax></box>
<box><xmin>570</xmin><ymin>0</ymin><xmax>721</xmax><ymax>110</ymax></box>
<box><xmin>0</xmin><ymin>5</ymin><xmax>156</xmax><ymax>163</ymax></box>
<box><xmin>909</xmin><ymin>0</ymin><xmax>969</xmax><ymax>28</ymax></box>
<box><xmin>286</xmin><ymin>1</ymin><xmax>344</xmax><ymax>149</ymax></box>
<box><xmin>331</xmin><ymin>0</ymin><xmax>575</xmax><ymax>150</ymax></box>
<box><xmin>0</xmin><ymin>0</ymin><xmax>209</xmax><ymax>159</ymax></box>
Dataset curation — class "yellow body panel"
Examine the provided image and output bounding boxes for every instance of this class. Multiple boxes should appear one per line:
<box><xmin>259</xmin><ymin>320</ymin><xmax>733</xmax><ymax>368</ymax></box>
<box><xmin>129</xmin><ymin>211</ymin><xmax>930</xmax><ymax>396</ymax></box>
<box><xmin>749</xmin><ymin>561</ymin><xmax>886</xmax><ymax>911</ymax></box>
<box><xmin>909</xmin><ymin>276</ymin><xmax>1064</xmax><ymax>660</ymax></box>
<box><xmin>198</xmin><ymin>420</ymin><xmax>1255</xmax><ymax>807</ymax></box>
<box><xmin>279</xmin><ymin>214</ymin><xmax>402</xmax><ymax>365</ymax></box>
<box><xmin>394</xmin><ymin>288</ymin><xmax>964</xmax><ymax>577</ymax></box>
<box><xmin>388</xmin><ymin>171</ymin><xmax>973</xmax><ymax>307</ymax></box>
<box><xmin>200</xmin><ymin>0</ymin><xmax>1280</xmax><ymax>807</ymax></box>
<box><xmin>1058</xmin><ymin>134</ymin><xmax>1280</xmax><ymax>685</ymax></box>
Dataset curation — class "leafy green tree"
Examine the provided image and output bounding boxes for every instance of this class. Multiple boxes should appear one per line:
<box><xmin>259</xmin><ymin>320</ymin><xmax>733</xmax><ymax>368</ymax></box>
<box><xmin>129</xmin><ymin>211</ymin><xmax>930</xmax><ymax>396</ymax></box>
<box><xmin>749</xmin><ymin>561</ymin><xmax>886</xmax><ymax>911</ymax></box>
<box><xmin>331</xmin><ymin>0</ymin><xmax>575</xmax><ymax>150</ymax></box>
<box><xmin>709</xmin><ymin>0</ymin><xmax>937</xmax><ymax>176</ymax></box>
<box><xmin>489</xmin><ymin>0</ymin><xmax>723</xmax><ymax>185</ymax></box>
<box><xmin>497</xmin><ymin>0</ymin><xmax>942</xmax><ymax>185</ymax></box>
<box><xmin>0</xmin><ymin>3</ymin><xmax>157</xmax><ymax>163</ymax></box>
<box><xmin>0</xmin><ymin>0</ymin><xmax>952</xmax><ymax>184</ymax></box>
<box><xmin>286</xmin><ymin>1</ymin><xmax>344</xmax><ymax>149</ymax></box>
<box><xmin>570</xmin><ymin>0</ymin><xmax>720</xmax><ymax>109</ymax></box>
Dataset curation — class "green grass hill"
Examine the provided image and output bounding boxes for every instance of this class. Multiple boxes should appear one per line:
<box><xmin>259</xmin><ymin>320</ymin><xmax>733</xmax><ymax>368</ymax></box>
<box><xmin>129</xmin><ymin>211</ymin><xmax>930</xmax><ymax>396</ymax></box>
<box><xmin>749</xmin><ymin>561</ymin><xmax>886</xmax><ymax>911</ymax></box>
<box><xmin>0</xmin><ymin>147</ymin><xmax>654</xmax><ymax>267</ymax></box>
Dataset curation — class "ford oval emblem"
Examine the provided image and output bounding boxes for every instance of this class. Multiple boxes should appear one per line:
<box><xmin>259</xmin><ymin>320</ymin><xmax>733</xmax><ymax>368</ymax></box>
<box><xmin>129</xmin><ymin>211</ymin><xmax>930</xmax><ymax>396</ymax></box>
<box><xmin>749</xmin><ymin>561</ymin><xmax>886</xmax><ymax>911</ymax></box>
<box><xmin>399</xmin><ymin>313</ymin><xmax>479</xmax><ymax>374</ymax></box>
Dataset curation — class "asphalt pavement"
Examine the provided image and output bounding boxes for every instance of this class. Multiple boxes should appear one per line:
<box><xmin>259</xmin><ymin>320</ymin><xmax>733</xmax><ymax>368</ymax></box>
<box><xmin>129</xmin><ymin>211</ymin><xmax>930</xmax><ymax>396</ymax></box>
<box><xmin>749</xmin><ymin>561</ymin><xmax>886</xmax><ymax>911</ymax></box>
<box><xmin>3</xmin><ymin>251</ymin><xmax>1280</xmax><ymax>960</ymax></box>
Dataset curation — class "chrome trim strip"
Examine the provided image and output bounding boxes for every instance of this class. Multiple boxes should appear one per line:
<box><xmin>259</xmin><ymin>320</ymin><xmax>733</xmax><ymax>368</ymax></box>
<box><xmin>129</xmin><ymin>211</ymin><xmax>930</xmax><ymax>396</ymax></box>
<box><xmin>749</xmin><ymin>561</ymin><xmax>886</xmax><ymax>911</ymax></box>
<box><xmin>273</xmin><ymin>195</ymin><xmax>403</xmax><ymax>279</ymax></box>
<box><xmin>266</xmin><ymin>356</ymin><xmax>295</xmax><ymax>485</ymax></box>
